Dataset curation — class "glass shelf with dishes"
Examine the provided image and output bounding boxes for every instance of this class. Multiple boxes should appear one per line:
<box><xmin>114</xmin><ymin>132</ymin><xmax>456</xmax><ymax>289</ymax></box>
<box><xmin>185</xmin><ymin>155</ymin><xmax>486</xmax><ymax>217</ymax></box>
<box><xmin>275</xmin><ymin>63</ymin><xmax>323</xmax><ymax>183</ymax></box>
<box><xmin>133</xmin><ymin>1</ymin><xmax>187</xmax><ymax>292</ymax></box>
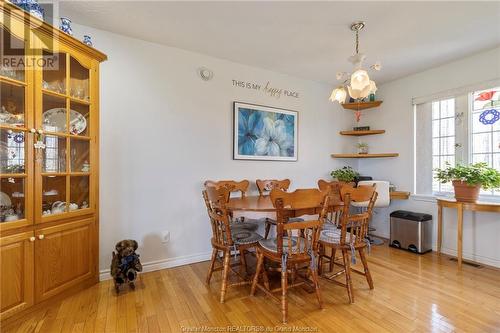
<box><xmin>42</xmin><ymin>50</ymin><xmax>66</xmax><ymax>95</ymax></box>
<box><xmin>0</xmin><ymin>81</ymin><xmax>26</xmax><ymax>129</ymax></box>
<box><xmin>37</xmin><ymin>50</ymin><xmax>93</xmax><ymax>220</ymax></box>
<box><xmin>0</xmin><ymin>25</ymin><xmax>32</xmax><ymax>226</ymax></box>
<box><xmin>70</xmin><ymin>56</ymin><xmax>90</xmax><ymax>103</ymax></box>
<box><xmin>0</xmin><ymin>27</ymin><xmax>25</xmax><ymax>84</ymax></box>
<box><xmin>0</xmin><ymin>177</ymin><xmax>26</xmax><ymax>223</ymax></box>
<box><xmin>0</xmin><ymin>127</ymin><xmax>28</xmax><ymax>223</ymax></box>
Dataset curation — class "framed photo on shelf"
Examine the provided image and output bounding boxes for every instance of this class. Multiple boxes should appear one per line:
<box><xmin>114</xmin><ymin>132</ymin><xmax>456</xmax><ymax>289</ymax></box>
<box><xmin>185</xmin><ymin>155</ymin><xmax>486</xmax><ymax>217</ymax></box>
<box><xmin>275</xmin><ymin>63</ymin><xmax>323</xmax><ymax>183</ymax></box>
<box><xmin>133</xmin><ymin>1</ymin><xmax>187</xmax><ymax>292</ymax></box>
<box><xmin>233</xmin><ymin>102</ymin><xmax>298</xmax><ymax>161</ymax></box>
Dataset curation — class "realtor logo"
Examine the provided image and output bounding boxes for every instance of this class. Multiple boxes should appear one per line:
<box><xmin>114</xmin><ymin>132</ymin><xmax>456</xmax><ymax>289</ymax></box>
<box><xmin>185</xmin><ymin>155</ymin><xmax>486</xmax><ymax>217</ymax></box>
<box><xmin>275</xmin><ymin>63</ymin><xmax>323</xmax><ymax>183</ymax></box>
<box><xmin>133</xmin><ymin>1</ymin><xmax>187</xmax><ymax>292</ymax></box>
<box><xmin>1</xmin><ymin>2</ymin><xmax>60</xmax><ymax>72</ymax></box>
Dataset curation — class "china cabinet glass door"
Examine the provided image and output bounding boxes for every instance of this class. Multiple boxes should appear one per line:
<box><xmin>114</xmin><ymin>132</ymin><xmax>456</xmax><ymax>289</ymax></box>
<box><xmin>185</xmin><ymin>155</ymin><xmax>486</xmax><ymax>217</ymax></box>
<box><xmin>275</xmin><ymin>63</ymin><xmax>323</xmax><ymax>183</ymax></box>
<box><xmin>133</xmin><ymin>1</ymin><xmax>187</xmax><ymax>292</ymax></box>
<box><xmin>35</xmin><ymin>46</ymin><xmax>93</xmax><ymax>223</ymax></box>
<box><xmin>0</xmin><ymin>26</ymin><xmax>33</xmax><ymax>229</ymax></box>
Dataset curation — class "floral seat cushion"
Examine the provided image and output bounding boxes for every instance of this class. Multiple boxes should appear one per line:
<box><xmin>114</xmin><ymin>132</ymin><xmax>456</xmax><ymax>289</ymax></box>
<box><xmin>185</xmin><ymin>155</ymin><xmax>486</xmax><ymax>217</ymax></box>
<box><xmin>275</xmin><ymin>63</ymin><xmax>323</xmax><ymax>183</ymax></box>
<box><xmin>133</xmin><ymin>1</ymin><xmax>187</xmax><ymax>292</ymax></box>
<box><xmin>231</xmin><ymin>217</ymin><xmax>260</xmax><ymax>231</ymax></box>
<box><xmin>265</xmin><ymin>217</ymin><xmax>305</xmax><ymax>225</ymax></box>
<box><xmin>231</xmin><ymin>229</ymin><xmax>263</xmax><ymax>245</ymax></box>
<box><xmin>322</xmin><ymin>222</ymin><xmax>338</xmax><ymax>230</ymax></box>
<box><xmin>319</xmin><ymin>228</ymin><xmax>356</xmax><ymax>244</ymax></box>
<box><xmin>258</xmin><ymin>236</ymin><xmax>307</xmax><ymax>253</ymax></box>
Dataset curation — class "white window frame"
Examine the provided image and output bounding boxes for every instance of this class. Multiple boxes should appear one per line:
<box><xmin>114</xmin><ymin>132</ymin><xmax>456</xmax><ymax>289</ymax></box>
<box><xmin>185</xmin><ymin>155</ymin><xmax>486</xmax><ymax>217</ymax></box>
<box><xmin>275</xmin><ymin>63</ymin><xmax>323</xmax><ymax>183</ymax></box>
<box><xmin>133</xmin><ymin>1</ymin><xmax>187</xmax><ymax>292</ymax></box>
<box><xmin>467</xmin><ymin>88</ymin><xmax>500</xmax><ymax>198</ymax></box>
<box><xmin>431</xmin><ymin>98</ymin><xmax>456</xmax><ymax>194</ymax></box>
<box><xmin>417</xmin><ymin>89</ymin><xmax>500</xmax><ymax>200</ymax></box>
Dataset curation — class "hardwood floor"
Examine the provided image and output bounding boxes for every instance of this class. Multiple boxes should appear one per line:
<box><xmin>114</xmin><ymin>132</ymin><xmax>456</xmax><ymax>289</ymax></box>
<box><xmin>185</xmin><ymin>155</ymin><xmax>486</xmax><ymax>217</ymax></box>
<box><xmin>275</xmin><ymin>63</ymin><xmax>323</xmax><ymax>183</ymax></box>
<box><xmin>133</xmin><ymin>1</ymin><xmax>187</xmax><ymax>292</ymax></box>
<box><xmin>2</xmin><ymin>245</ymin><xmax>500</xmax><ymax>333</ymax></box>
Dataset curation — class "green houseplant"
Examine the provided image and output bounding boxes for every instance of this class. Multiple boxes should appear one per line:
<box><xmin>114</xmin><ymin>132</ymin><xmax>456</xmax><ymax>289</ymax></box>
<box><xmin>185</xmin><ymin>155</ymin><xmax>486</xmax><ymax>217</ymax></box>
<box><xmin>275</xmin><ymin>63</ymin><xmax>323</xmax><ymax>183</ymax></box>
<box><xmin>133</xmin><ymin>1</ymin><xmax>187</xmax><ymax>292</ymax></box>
<box><xmin>434</xmin><ymin>162</ymin><xmax>500</xmax><ymax>202</ymax></box>
<box><xmin>331</xmin><ymin>166</ymin><xmax>359</xmax><ymax>184</ymax></box>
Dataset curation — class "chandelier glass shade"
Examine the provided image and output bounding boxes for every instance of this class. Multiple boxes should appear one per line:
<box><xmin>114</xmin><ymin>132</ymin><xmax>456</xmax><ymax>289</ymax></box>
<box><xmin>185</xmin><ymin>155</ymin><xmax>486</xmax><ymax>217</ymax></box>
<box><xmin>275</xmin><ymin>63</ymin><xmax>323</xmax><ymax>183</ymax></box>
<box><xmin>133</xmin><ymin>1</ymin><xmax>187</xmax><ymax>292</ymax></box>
<box><xmin>348</xmin><ymin>84</ymin><xmax>371</xmax><ymax>100</ymax></box>
<box><xmin>350</xmin><ymin>69</ymin><xmax>370</xmax><ymax>90</ymax></box>
<box><xmin>330</xmin><ymin>86</ymin><xmax>347</xmax><ymax>103</ymax></box>
<box><xmin>330</xmin><ymin>22</ymin><xmax>381</xmax><ymax>104</ymax></box>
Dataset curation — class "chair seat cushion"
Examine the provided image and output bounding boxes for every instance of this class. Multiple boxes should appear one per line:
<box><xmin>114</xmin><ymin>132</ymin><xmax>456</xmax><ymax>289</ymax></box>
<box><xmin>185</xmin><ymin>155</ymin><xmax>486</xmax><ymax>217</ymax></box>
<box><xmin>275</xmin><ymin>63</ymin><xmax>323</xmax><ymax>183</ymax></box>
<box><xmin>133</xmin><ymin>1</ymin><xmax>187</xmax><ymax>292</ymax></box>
<box><xmin>322</xmin><ymin>222</ymin><xmax>338</xmax><ymax>230</ymax></box>
<box><xmin>258</xmin><ymin>236</ymin><xmax>306</xmax><ymax>253</ymax></box>
<box><xmin>231</xmin><ymin>230</ymin><xmax>263</xmax><ymax>245</ymax></box>
<box><xmin>231</xmin><ymin>220</ymin><xmax>259</xmax><ymax>231</ymax></box>
<box><xmin>265</xmin><ymin>217</ymin><xmax>305</xmax><ymax>225</ymax></box>
<box><xmin>319</xmin><ymin>228</ymin><xmax>356</xmax><ymax>244</ymax></box>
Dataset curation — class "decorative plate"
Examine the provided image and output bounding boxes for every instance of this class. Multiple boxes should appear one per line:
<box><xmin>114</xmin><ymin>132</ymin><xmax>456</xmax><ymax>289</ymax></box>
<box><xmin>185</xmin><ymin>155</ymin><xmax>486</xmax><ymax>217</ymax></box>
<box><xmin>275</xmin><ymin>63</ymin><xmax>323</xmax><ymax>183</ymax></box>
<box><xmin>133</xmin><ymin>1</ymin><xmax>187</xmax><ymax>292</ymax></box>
<box><xmin>0</xmin><ymin>192</ymin><xmax>11</xmax><ymax>206</ymax></box>
<box><xmin>0</xmin><ymin>107</ymin><xmax>12</xmax><ymax>123</ymax></box>
<box><xmin>43</xmin><ymin>108</ymin><xmax>87</xmax><ymax>134</ymax></box>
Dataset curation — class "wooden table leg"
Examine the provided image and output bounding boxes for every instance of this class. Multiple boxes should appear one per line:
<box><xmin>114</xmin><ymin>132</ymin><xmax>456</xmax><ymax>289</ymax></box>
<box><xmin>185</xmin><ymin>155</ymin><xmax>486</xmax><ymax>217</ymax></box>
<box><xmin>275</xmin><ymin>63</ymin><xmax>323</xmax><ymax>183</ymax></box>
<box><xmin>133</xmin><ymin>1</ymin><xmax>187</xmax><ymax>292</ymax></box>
<box><xmin>457</xmin><ymin>203</ymin><xmax>463</xmax><ymax>270</ymax></box>
<box><xmin>437</xmin><ymin>203</ymin><xmax>442</xmax><ymax>254</ymax></box>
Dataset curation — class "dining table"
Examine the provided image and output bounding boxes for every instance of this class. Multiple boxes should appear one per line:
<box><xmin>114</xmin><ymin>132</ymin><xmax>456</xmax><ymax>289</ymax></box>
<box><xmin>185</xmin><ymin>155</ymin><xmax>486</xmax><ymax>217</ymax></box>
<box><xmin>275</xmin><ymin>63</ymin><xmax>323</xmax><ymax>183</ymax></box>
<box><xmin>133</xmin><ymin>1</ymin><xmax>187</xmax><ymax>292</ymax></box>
<box><xmin>226</xmin><ymin>195</ymin><xmax>343</xmax><ymax>217</ymax></box>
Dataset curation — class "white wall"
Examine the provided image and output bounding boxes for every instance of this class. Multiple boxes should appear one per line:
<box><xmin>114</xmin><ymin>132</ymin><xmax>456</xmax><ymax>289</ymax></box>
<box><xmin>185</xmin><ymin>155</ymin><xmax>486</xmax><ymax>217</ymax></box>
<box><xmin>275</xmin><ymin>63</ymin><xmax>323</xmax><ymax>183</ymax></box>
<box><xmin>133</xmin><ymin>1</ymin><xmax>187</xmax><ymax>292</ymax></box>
<box><xmin>356</xmin><ymin>47</ymin><xmax>500</xmax><ymax>267</ymax></box>
<box><xmin>70</xmin><ymin>24</ymin><xmax>356</xmax><ymax>276</ymax></box>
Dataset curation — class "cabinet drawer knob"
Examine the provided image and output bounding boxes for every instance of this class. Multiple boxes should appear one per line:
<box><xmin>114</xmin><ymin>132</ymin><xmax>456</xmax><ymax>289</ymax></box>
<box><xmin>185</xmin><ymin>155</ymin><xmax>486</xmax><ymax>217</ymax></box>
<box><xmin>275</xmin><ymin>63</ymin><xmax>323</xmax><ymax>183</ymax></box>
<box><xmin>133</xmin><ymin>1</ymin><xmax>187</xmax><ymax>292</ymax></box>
<box><xmin>29</xmin><ymin>236</ymin><xmax>36</xmax><ymax>242</ymax></box>
<box><xmin>38</xmin><ymin>234</ymin><xmax>45</xmax><ymax>240</ymax></box>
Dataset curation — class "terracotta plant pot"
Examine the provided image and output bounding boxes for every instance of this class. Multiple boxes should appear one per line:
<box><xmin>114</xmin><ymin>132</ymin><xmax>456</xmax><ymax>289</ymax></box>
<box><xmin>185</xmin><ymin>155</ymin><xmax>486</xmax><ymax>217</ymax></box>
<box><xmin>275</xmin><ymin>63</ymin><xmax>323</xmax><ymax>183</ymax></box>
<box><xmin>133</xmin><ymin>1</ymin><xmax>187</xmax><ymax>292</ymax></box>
<box><xmin>452</xmin><ymin>180</ymin><xmax>481</xmax><ymax>202</ymax></box>
<box><xmin>338</xmin><ymin>181</ymin><xmax>356</xmax><ymax>188</ymax></box>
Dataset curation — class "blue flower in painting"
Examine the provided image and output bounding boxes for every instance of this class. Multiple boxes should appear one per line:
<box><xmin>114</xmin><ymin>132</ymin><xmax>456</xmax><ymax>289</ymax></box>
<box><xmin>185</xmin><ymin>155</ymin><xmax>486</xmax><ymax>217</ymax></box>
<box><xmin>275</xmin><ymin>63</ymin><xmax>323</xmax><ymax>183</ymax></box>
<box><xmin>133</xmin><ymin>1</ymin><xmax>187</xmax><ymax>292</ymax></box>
<box><xmin>238</xmin><ymin>109</ymin><xmax>262</xmax><ymax>155</ymax></box>
<box><xmin>255</xmin><ymin>117</ymin><xmax>294</xmax><ymax>156</ymax></box>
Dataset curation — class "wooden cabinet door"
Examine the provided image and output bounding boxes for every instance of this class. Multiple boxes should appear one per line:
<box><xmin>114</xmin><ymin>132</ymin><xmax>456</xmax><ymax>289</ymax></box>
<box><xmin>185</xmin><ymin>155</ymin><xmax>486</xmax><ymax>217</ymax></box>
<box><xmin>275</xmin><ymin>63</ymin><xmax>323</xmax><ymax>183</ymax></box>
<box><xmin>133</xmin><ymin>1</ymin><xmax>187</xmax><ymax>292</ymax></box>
<box><xmin>35</xmin><ymin>218</ymin><xmax>95</xmax><ymax>302</ymax></box>
<box><xmin>0</xmin><ymin>231</ymin><xmax>34</xmax><ymax>320</ymax></box>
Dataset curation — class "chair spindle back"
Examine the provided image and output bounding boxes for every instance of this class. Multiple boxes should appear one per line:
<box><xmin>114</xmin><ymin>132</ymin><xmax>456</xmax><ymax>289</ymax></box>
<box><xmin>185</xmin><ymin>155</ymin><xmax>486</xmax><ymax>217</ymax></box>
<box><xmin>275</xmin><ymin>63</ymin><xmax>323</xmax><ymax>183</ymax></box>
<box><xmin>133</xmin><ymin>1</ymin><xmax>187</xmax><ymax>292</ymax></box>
<box><xmin>204</xmin><ymin>180</ymin><xmax>250</xmax><ymax>198</ymax></box>
<box><xmin>270</xmin><ymin>188</ymin><xmax>332</xmax><ymax>257</ymax></box>
<box><xmin>256</xmin><ymin>179</ymin><xmax>291</xmax><ymax>196</ymax></box>
<box><xmin>203</xmin><ymin>186</ymin><xmax>234</xmax><ymax>248</ymax></box>
<box><xmin>338</xmin><ymin>185</ymin><xmax>378</xmax><ymax>247</ymax></box>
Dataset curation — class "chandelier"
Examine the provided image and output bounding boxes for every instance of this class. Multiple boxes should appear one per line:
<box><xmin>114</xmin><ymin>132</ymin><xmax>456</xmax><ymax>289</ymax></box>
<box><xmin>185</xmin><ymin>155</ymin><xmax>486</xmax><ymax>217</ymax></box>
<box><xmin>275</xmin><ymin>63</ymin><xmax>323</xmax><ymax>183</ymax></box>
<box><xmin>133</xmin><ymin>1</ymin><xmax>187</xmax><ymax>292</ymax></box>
<box><xmin>330</xmin><ymin>21</ymin><xmax>381</xmax><ymax>104</ymax></box>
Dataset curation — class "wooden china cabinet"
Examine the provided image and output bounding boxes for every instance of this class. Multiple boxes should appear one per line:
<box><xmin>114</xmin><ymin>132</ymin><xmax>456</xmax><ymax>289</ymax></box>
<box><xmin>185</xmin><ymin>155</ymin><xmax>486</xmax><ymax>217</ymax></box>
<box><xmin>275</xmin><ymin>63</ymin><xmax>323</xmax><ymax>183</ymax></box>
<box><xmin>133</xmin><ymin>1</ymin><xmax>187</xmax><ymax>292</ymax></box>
<box><xmin>0</xmin><ymin>2</ymin><xmax>106</xmax><ymax>320</ymax></box>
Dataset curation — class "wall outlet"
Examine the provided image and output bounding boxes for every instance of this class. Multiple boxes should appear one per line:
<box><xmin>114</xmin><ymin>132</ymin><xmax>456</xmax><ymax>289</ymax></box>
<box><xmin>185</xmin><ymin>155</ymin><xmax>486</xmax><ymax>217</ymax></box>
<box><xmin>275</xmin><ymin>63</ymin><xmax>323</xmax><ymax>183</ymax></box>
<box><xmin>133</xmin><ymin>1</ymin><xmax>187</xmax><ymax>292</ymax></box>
<box><xmin>161</xmin><ymin>230</ymin><xmax>170</xmax><ymax>243</ymax></box>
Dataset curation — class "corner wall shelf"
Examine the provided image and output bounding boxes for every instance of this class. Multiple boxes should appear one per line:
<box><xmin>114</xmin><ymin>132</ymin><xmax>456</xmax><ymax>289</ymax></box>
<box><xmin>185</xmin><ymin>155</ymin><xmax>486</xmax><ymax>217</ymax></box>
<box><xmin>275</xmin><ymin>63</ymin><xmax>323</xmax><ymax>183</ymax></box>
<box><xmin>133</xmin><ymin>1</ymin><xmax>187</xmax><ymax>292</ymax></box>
<box><xmin>331</xmin><ymin>153</ymin><xmax>399</xmax><ymax>158</ymax></box>
<box><xmin>342</xmin><ymin>100</ymin><xmax>383</xmax><ymax>111</ymax></box>
<box><xmin>390</xmin><ymin>191</ymin><xmax>411</xmax><ymax>200</ymax></box>
<box><xmin>339</xmin><ymin>130</ymin><xmax>385</xmax><ymax>136</ymax></box>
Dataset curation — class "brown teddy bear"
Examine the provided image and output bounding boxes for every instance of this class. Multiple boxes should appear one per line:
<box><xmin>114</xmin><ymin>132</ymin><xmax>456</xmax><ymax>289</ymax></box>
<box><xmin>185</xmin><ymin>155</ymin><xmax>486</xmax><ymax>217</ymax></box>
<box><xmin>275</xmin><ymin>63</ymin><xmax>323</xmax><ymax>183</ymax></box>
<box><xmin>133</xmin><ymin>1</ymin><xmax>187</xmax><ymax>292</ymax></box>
<box><xmin>110</xmin><ymin>239</ymin><xmax>143</xmax><ymax>293</ymax></box>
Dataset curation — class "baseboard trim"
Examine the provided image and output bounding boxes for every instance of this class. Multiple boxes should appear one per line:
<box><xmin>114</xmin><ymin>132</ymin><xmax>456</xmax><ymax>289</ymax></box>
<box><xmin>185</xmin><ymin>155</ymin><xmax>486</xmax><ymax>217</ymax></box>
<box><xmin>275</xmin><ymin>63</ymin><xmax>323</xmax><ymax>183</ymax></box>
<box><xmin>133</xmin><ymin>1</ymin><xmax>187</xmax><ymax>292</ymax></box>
<box><xmin>99</xmin><ymin>251</ymin><xmax>212</xmax><ymax>281</ymax></box>
<box><xmin>432</xmin><ymin>246</ymin><xmax>500</xmax><ymax>268</ymax></box>
<box><xmin>371</xmin><ymin>233</ymin><xmax>500</xmax><ymax>268</ymax></box>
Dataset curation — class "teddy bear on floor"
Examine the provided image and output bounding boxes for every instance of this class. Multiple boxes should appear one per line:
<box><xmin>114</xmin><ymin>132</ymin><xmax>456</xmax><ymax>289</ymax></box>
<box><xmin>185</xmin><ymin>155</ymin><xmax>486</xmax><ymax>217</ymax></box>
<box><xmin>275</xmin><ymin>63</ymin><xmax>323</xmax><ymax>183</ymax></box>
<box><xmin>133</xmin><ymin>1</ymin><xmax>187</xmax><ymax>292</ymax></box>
<box><xmin>110</xmin><ymin>239</ymin><xmax>142</xmax><ymax>293</ymax></box>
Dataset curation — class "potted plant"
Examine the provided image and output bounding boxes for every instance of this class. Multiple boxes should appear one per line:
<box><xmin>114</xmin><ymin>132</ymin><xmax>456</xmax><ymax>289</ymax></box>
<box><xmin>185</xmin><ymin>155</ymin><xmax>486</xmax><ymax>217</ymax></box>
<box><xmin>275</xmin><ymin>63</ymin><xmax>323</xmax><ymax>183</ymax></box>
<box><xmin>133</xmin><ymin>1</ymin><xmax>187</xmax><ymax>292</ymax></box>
<box><xmin>331</xmin><ymin>166</ymin><xmax>359</xmax><ymax>186</ymax></box>
<box><xmin>357</xmin><ymin>142</ymin><xmax>369</xmax><ymax>154</ymax></box>
<box><xmin>434</xmin><ymin>162</ymin><xmax>500</xmax><ymax>202</ymax></box>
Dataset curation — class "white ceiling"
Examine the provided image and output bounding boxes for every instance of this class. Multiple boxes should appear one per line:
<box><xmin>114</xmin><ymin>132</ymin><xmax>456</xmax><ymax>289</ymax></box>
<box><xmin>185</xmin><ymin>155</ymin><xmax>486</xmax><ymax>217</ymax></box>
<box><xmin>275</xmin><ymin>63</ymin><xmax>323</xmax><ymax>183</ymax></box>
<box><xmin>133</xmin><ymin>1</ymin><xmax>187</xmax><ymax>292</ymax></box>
<box><xmin>60</xmin><ymin>1</ymin><xmax>500</xmax><ymax>85</ymax></box>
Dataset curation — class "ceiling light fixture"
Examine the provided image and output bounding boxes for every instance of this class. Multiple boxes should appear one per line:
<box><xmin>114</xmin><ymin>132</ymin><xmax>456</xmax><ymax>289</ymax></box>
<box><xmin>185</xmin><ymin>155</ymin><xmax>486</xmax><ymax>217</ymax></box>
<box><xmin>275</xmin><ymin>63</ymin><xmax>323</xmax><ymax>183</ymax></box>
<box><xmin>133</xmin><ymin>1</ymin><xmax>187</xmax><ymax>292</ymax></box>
<box><xmin>330</xmin><ymin>21</ymin><xmax>381</xmax><ymax>104</ymax></box>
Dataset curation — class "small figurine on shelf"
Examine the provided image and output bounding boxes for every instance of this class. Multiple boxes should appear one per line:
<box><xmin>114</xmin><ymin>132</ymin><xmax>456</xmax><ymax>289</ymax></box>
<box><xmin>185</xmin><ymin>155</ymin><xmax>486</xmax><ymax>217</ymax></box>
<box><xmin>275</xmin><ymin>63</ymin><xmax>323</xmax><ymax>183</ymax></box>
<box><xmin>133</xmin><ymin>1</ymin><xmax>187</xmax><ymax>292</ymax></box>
<box><xmin>110</xmin><ymin>239</ymin><xmax>143</xmax><ymax>293</ymax></box>
<box><xmin>83</xmin><ymin>35</ymin><xmax>93</xmax><ymax>47</ymax></box>
<box><xmin>59</xmin><ymin>17</ymin><xmax>73</xmax><ymax>36</ymax></box>
<box><xmin>11</xmin><ymin>0</ymin><xmax>45</xmax><ymax>21</ymax></box>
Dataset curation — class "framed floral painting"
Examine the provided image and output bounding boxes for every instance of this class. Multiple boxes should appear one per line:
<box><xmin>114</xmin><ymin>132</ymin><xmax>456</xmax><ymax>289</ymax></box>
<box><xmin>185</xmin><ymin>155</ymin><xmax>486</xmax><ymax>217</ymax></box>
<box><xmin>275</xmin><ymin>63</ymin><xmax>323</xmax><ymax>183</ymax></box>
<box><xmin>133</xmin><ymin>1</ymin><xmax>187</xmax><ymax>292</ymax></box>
<box><xmin>233</xmin><ymin>102</ymin><xmax>298</xmax><ymax>161</ymax></box>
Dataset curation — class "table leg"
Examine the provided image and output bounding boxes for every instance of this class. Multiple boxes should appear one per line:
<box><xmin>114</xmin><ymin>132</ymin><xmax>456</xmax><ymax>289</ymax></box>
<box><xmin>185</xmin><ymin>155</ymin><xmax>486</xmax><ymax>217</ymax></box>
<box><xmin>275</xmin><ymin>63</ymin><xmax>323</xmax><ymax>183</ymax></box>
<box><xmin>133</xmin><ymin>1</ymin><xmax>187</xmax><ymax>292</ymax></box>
<box><xmin>437</xmin><ymin>203</ymin><xmax>442</xmax><ymax>254</ymax></box>
<box><xmin>457</xmin><ymin>203</ymin><xmax>463</xmax><ymax>270</ymax></box>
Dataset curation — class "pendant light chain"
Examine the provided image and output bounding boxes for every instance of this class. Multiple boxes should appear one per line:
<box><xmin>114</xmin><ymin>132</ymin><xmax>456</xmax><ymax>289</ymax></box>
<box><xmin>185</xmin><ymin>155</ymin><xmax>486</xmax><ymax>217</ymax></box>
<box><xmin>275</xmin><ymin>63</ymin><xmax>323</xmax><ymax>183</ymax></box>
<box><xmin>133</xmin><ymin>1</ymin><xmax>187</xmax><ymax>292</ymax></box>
<box><xmin>330</xmin><ymin>21</ymin><xmax>380</xmax><ymax>106</ymax></box>
<box><xmin>355</xmin><ymin>29</ymin><xmax>359</xmax><ymax>55</ymax></box>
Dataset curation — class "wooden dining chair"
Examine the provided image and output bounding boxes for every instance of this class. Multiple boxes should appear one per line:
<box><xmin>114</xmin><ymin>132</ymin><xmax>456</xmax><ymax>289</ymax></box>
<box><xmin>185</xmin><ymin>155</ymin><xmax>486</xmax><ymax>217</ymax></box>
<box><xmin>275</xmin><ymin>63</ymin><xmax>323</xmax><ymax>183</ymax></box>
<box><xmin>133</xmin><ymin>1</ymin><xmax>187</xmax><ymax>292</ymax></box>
<box><xmin>317</xmin><ymin>179</ymin><xmax>344</xmax><ymax>273</ymax></box>
<box><xmin>317</xmin><ymin>179</ymin><xmax>343</xmax><ymax>226</ymax></box>
<box><xmin>318</xmin><ymin>184</ymin><xmax>378</xmax><ymax>303</ymax></box>
<box><xmin>203</xmin><ymin>186</ymin><xmax>263</xmax><ymax>303</ymax></box>
<box><xmin>256</xmin><ymin>179</ymin><xmax>303</xmax><ymax>239</ymax></box>
<box><xmin>256</xmin><ymin>179</ymin><xmax>291</xmax><ymax>196</ymax></box>
<box><xmin>204</xmin><ymin>180</ymin><xmax>259</xmax><ymax>231</ymax></box>
<box><xmin>250</xmin><ymin>188</ymin><xmax>332</xmax><ymax>323</ymax></box>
